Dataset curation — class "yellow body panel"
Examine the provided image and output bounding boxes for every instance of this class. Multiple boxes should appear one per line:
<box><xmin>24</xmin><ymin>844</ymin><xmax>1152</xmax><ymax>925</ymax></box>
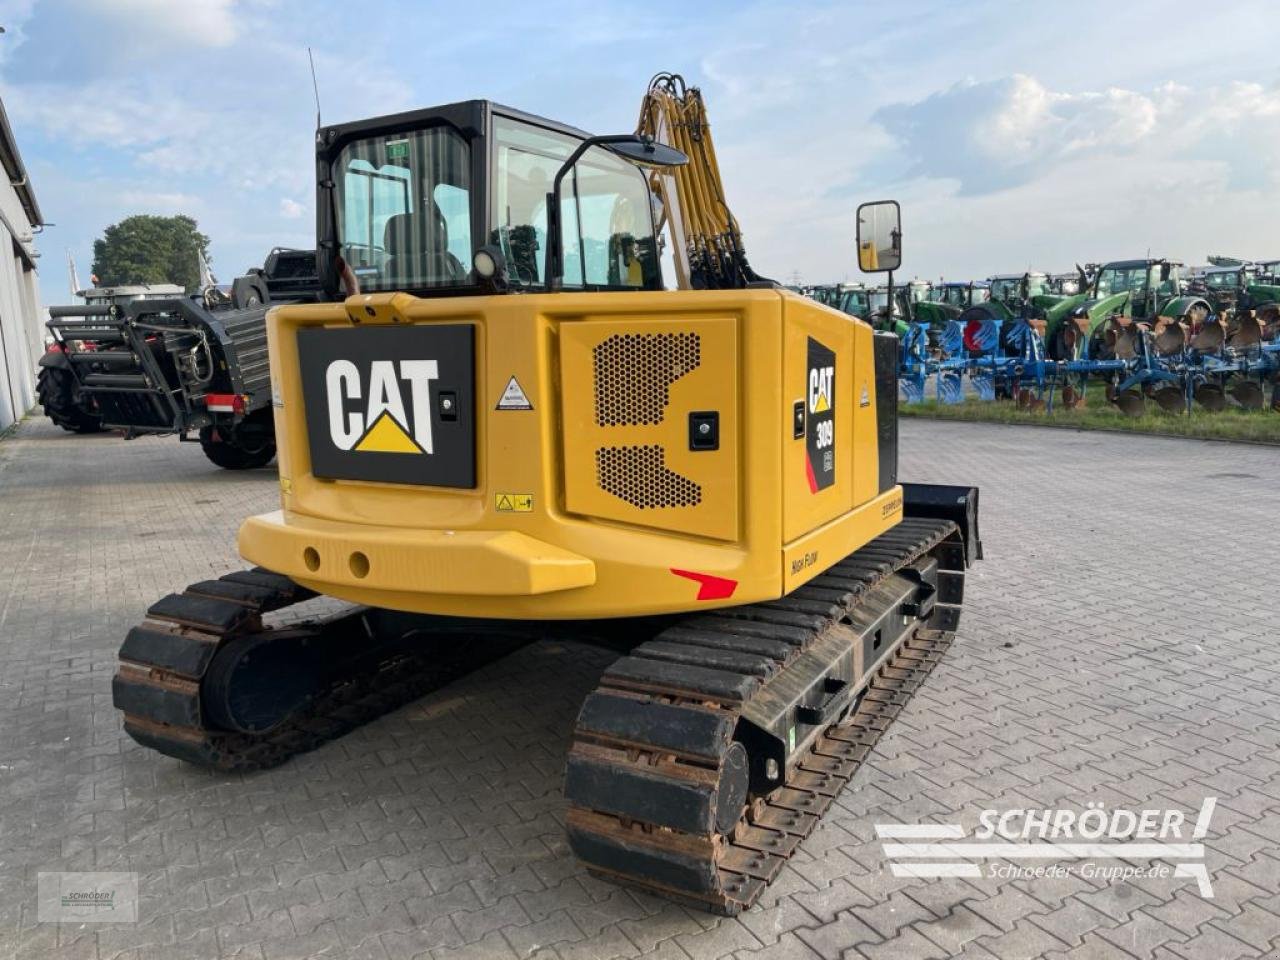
<box><xmin>560</xmin><ymin>316</ymin><xmax>739</xmax><ymax>541</ymax></box>
<box><xmin>239</xmin><ymin>288</ymin><xmax>899</xmax><ymax>619</ymax></box>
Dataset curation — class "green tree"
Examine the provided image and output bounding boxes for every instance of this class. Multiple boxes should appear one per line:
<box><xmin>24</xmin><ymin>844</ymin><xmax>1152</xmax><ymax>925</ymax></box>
<box><xmin>91</xmin><ymin>214</ymin><xmax>212</xmax><ymax>291</ymax></box>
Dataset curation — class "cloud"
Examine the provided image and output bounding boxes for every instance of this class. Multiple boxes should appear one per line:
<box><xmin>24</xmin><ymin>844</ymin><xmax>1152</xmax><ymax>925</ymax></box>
<box><xmin>858</xmin><ymin>76</ymin><xmax>1280</xmax><ymax>281</ymax></box>
<box><xmin>872</xmin><ymin>74</ymin><xmax>1280</xmax><ymax>197</ymax></box>
<box><xmin>7</xmin><ymin>80</ymin><xmax>211</xmax><ymax>148</ymax></box>
<box><xmin>116</xmin><ymin>189</ymin><xmax>205</xmax><ymax>213</ymax></box>
<box><xmin>9</xmin><ymin>0</ymin><xmax>1280</xmax><ymax>304</ymax></box>
<box><xmin>91</xmin><ymin>0</ymin><xmax>241</xmax><ymax>47</ymax></box>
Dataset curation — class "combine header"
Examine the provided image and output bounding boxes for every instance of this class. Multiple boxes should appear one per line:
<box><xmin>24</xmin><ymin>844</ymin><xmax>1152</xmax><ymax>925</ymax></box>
<box><xmin>41</xmin><ymin>249</ymin><xmax>320</xmax><ymax>466</ymax></box>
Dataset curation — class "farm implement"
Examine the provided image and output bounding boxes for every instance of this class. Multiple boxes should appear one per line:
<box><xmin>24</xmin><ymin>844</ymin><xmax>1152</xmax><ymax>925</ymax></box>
<box><xmin>894</xmin><ymin>259</ymin><xmax>1280</xmax><ymax>414</ymax></box>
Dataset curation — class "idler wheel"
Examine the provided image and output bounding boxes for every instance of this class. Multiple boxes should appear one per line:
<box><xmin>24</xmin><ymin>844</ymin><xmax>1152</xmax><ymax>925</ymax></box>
<box><xmin>715</xmin><ymin>742</ymin><xmax>751</xmax><ymax>835</ymax></box>
<box><xmin>202</xmin><ymin>632</ymin><xmax>323</xmax><ymax>735</ymax></box>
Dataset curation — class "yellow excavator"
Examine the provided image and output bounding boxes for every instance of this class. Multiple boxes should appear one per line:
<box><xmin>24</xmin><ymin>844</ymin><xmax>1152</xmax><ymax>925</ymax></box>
<box><xmin>113</xmin><ymin>73</ymin><xmax>980</xmax><ymax>914</ymax></box>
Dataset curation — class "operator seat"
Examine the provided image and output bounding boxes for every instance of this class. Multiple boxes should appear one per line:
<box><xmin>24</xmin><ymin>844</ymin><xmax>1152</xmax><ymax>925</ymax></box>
<box><xmin>383</xmin><ymin>204</ymin><xmax>467</xmax><ymax>284</ymax></box>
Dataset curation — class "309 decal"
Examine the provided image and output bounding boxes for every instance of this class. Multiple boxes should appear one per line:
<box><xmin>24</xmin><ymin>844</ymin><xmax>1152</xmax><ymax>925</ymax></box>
<box><xmin>805</xmin><ymin>337</ymin><xmax>836</xmax><ymax>492</ymax></box>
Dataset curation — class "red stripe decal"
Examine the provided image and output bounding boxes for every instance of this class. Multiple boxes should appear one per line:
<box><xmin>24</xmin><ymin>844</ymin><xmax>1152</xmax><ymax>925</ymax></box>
<box><xmin>670</xmin><ymin>568</ymin><xmax>738</xmax><ymax>601</ymax></box>
<box><xmin>805</xmin><ymin>454</ymin><xmax>819</xmax><ymax>493</ymax></box>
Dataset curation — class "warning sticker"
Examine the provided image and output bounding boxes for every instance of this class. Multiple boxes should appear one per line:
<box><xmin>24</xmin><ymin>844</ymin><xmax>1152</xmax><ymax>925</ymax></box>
<box><xmin>496</xmin><ymin>375</ymin><xmax>533</xmax><ymax>410</ymax></box>
<box><xmin>805</xmin><ymin>337</ymin><xmax>836</xmax><ymax>492</ymax></box>
<box><xmin>495</xmin><ymin>492</ymin><xmax>534</xmax><ymax>512</ymax></box>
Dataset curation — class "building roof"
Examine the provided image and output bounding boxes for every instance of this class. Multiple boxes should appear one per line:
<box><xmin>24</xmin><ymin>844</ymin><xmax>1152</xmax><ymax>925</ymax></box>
<box><xmin>0</xmin><ymin>94</ymin><xmax>42</xmax><ymax>227</ymax></box>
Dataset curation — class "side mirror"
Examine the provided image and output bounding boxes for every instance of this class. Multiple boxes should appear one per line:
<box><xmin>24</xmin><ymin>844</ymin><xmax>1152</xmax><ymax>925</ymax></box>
<box><xmin>856</xmin><ymin>200</ymin><xmax>902</xmax><ymax>273</ymax></box>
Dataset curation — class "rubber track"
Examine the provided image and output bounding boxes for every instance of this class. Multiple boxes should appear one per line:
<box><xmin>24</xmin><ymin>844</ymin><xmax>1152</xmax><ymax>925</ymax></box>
<box><xmin>563</xmin><ymin>516</ymin><xmax>965</xmax><ymax>914</ymax></box>
<box><xmin>112</xmin><ymin>569</ymin><xmax>512</xmax><ymax>771</ymax></box>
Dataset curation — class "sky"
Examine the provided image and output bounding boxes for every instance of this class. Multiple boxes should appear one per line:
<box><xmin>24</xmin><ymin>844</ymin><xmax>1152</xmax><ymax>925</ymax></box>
<box><xmin>2</xmin><ymin>0</ymin><xmax>1279</xmax><ymax>308</ymax></box>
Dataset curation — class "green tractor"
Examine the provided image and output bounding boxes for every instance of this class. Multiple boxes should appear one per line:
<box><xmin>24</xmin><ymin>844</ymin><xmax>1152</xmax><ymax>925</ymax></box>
<box><xmin>1028</xmin><ymin>260</ymin><xmax>1212</xmax><ymax>363</ymax></box>
<box><xmin>808</xmin><ymin>284</ymin><xmax>843</xmax><ymax>307</ymax></box>
<box><xmin>863</xmin><ymin>279</ymin><xmax>930</xmax><ymax>336</ymax></box>
<box><xmin>956</xmin><ymin>272</ymin><xmax>1058</xmax><ymax>330</ymax></box>
<box><xmin>987</xmin><ymin>272</ymin><xmax>1049</xmax><ymax>314</ymax></box>
<box><xmin>1191</xmin><ymin>264</ymin><xmax>1280</xmax><ymax>345</ymax></box>
<box><xmin>1196</xmin><ymin>264</ymin><xmax>1255</xmax><ymax>314</ymax></box>
<box><xmin>834</xmin><ymin>282</ymin><xmax>871</xmax><ymax>319</ymax></box>
<box><xmin>1255</xmin><ymin>259</ymin><xmax>1280</xmax><ymax>282</ymax></box>
<box><xmin>1048</xmin><ymin>272</ymin><xmax>1084</xmax><ymax>296</ymax></box>
<box><xmin>954</xmin><ymin>271</ymin><xmax>1053</xmax><ymax>336</ymax></box>
<box><xmin>931</xmin><ymin>280</ymin><xmax>990</xmax><ymax>311</ymax></box>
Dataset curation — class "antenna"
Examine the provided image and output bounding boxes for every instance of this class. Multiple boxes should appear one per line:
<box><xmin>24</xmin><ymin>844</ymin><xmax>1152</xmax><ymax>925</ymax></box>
<box><xmin>308</xmin><ymin>47</ymin><xmax>322</xmax><ymax>130</ymax></box>
<box><xmin>67</xmin><ymin>249</ymin><xmax>80</xmax><ymax>299</ymax></box>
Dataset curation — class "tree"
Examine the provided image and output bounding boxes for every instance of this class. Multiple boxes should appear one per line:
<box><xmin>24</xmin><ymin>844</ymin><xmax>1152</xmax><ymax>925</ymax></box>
<box><xmin>91</xmin><ymin>214</ymin><xmax>212</xmax><ymax>291</ymax></box>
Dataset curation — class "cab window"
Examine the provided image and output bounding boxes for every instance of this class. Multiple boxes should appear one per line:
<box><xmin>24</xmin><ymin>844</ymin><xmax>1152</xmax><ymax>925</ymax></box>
<box><xmin>490</xmin><ymin>115</ymin><xmax>660</xmax><ymax>290</ymax></box>
<box><xmin>334</xmin><ymin>127</ymin><xmax>472</xmax><ymax>291</ymax></box>
<box><xmin>1096</xmin><ymin>267</ymin><xmax>1147</xmax><ymax>297</ymax></box>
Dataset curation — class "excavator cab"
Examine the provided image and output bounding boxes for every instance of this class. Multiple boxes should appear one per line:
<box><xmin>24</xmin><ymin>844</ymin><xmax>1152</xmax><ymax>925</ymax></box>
<box><xmin>115</xmin><ymin>87</ymin><xmax>980</xmax><ymax>917</ymax></box>
<box><xmin>318</xmin><ymin>102</ymin><xmax>667</xmax><ymax>298</ymax></box>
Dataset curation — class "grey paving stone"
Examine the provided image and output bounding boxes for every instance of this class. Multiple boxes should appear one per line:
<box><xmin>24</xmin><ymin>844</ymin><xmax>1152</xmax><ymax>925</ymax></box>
<box><xmin>1094</xmin><ymin>911</ymin><xmax>1189</xmax><ymax>958</ymax></box>
<box><xmin>618</xmin><ymin>904</ymin><xmax>707</xmax><ymax>954</ymax></box>
<box><xmin>1204</xmin><ymin>902</ymin><xmax>1280</xmax><ymax>952</ymax></box>
<box><xmin>849</xmin><ymin>926</ymin><xmax>948</xmax><ymax>959</ymax></box>
<box><xmin>913</xmin><ymin>904</ymin><xmax>1003</xmax><ymax>955</ymax></box>
<box><xmin>1166</xmin><ymin>925</ymin><xmax>1262</xmax><ymax>960</ymax></box>
<box><xmin>451</xmin><ymin>895</ymin><xmax>530</xmax><ymax>944</ymax></box>
<box><xmin>2</xmin><ymin>418</ymin><xmax>1279</xmax><ymax>960</ymax></box>
<box><xmin>1029</xmin><ymin>897</ymin><xmax>1120</xmax><ymax>948</ymax></box>
<box><xmin>553</xmin><ymin>926</ymin><xmax>645</xmax><ymax>960</ymax></box>
<box><xmin>673</xmin><ymin>919</ymin><xmax>763</xmax><ymax>960</ymax></box>
<box><xmin>790</xmin><ymin>879</ymin><xmax>874</xmax><ymax>925</ymax></box>
<box><xmin>731</xmin><ymin>931</ymin><xmax>822</xmax><ymax>960</ymax></box>
<box><xmin>966</xmin><ymin>886</ymin><xmax>1052</xmax><ymax>934</ymax></box>
<box><xmin>503</xmin><ymin>912</ymin><xmax>587</xmax><ymax>959</ymax></box>
<box><xmin>736</xmin><ymin>900</ymin><xmax>819</xmax><ymax>948</ymax></box>
<box><xmin>976</xmin><ymin>918</ymin><xmax>1072</xmax><ymax>960</ymax></box>
<box><xmin>432</xmin><ymin>929</ymin><xmax>520</xmax><ymax>960</ymax></box>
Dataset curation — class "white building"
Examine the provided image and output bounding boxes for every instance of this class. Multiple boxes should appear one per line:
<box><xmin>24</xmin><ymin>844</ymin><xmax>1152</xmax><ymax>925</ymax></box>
<box><xmin>0</xmin><ymin>95</ymin><xmax>43</xmax><ymax>432</ymax></box>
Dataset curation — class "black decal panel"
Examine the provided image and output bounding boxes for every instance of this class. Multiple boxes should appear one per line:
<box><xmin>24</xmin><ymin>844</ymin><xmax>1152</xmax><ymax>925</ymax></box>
<box><xmin>298</xmin><ymin>325</ymin><xmax>475</xmax><ymax>487</ymax></box>
<box><xmin>805</xmin><ymin>337</ymin><xmax>836</xmax><ymax>492</ymax></box>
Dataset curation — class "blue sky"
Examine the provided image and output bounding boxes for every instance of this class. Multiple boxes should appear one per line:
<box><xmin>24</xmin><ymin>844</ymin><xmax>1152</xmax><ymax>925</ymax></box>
<box><xmin>2</xmin><ymin>0</ymin><xmax>1279</xmax><ymax>307</ymax></box>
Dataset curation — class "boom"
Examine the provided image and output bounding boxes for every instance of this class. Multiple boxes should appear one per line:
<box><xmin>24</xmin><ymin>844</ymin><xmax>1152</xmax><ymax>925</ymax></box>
<box><xmin>636</xmin><ymin>72</ymin><xmax>769</xmax><ymax>289</ymax></box>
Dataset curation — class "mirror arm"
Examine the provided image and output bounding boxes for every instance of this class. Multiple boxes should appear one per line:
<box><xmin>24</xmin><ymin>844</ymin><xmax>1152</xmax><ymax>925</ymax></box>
<box><xmin>545</xmin><ymin>134</ymin><xmax>665</xmax><ymax>291</ymax></box>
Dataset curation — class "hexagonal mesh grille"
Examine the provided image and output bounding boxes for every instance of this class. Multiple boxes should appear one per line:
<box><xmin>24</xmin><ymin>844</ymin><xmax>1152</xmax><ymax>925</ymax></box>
<box><xmin>596</xmin><ymin>445</ymin><xmax>702</xmax><ymax>509</ymax></box>
<box><xmin>593</xmin><ymin>333</ymin><xmax>701</xmax><ymax>426</ymax></box>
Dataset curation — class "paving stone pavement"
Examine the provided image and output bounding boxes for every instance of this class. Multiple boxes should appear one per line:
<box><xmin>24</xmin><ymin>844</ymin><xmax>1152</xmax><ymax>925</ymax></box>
<box><xmin>0</xmin><ymin>415</ymin><xmax>1277</xmax><ymax>960</ymax></box>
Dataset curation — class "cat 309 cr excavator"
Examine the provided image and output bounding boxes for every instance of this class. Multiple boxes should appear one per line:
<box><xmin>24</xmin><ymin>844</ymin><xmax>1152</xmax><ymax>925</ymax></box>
<box><xmin>113</xmin><ymin>74</ymin><xmax>981</xmax><ymax>914</ymax></box>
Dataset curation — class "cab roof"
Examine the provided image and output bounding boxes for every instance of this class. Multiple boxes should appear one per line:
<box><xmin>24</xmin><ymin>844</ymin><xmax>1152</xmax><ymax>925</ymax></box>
<box><xmin>1101</xmin><ymin>258</ymin><xmax>1183</xmax><ymax>270</ymax></box>
<box><xmin>317</xmin><ymin>100</ymin><xmax>594</xmax><ymax>156</ymax></box>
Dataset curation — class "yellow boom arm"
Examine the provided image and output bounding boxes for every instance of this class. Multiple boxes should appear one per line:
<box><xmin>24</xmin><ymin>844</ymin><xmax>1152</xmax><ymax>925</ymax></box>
<box><xmin>636</xmin><ymin>72</ymin><xmax>769</xmax><ymax>290</ymax></box>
